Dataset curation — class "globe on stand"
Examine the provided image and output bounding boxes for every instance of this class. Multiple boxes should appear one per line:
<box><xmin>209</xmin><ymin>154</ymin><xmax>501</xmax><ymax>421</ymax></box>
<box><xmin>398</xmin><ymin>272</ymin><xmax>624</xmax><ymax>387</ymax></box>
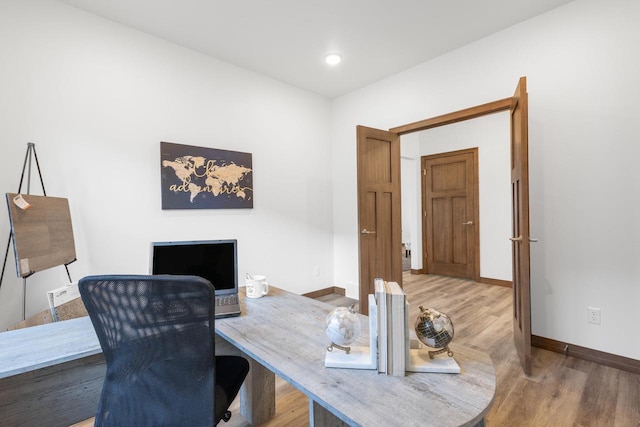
<box><xmin>414</xmin><ymin>306</ymin><xmax>455</xmax><ymax>359</ymax></box>
<box><xmin>325</xmin><ymin>304</ymin><xmax>361</xmax><ymax>354</ymax></box>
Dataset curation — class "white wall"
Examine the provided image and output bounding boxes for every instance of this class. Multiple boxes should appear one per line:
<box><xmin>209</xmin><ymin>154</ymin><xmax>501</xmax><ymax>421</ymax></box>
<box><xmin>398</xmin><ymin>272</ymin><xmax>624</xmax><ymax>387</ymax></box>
<box><xmin>400</xmin><ymin>132</ymin><xmax>420</xmax><ymax>269</ymax></box>
<box><xmin>331</xmin><ymin>0</ymin><xmax>640</xmax><ymax>360</ymax></box>
<box><xmin>0</xmin><ymin>0</ymin><xmax>333</xmax><ymax>330</ymax></box>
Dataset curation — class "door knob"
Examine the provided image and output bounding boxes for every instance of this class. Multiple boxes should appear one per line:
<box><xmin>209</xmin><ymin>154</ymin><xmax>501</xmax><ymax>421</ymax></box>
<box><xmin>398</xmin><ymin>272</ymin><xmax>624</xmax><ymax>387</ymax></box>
<box><xmin>529</xmin><ymin>238</ymin><xmax>539</xmax><ymax>242</ymax></box>
<box><xmin>361</xmin><ymin>228</ymin><xmax>376</xmax><ymax>234</ymax></box>
<box><xmin>462</xmin><ymin>221</ymin><xmax>473</xmax><ymax>225</ymax></box>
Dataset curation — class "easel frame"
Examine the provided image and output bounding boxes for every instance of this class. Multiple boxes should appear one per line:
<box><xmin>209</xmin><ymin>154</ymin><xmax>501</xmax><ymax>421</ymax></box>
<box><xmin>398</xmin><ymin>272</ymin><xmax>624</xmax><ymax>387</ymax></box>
<box><xmin>1</xmin><ymin>143</ymin><xmax>73</xmax><ymax>320</ymax></box>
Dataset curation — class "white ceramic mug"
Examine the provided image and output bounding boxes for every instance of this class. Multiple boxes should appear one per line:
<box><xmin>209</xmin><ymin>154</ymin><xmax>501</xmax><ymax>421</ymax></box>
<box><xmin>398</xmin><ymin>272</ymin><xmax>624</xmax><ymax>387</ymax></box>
<box><xmin>246</xmin><ymin>275</ymin><xmax>269</xmax><ymax>298</ymax></box>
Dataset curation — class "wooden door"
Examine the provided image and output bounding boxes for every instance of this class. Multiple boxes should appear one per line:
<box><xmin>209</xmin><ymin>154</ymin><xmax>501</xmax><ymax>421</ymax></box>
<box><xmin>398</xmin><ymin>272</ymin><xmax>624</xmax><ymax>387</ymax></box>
<box><xmin>422</xmin><ymin>149</ymin><xmax>478</xmax><ymax>280</ymax></box>
<box><xmin>356</xmin><ymin>125</ymin><xmax>402</xmax><ymax>315</ymax></box>
<box><xmin>510</xmin><ymin>77</ymin><xmax>532</xmax><ymax>375</ymax></box>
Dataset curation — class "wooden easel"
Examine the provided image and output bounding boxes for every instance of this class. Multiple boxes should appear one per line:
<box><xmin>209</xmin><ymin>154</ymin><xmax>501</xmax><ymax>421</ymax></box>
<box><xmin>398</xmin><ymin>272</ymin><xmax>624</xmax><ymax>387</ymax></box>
<box><xmin>1</xmin><ymin>143</ymin><xmax>73</xmax><ymax>319</ymax></box>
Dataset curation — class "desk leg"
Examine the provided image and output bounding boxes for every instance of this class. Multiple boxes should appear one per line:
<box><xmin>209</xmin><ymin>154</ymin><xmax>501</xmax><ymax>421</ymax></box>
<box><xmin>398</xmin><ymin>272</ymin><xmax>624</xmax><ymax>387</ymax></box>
<box><xmin>215</xmin><ymin>335</ymin><xmax>276</xmax><ymax>424</ymax></box>
<box><xmin>310</xmin><ymin>400</ymin><xmax>348</xmax><ymax>427</ymax></box>
<box><xmin>240</xmin><ymin>358</ymin><xmax>276</xmax><ymax>424</ymax></box>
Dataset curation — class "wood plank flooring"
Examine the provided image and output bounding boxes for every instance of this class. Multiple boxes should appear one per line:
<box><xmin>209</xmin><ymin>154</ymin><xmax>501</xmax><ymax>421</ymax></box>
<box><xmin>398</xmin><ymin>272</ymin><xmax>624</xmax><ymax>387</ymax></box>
<box><xmin>73</xmin><ymin>273</ymin><xmax>640</xmax><ymax>426</ymax></box>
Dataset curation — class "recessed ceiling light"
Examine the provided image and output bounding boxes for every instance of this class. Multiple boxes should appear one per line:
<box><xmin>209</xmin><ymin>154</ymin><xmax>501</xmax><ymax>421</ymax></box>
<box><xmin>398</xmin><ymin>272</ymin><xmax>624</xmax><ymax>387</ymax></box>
<box><xmin>325</xmin><ymin>53</ymin><xmax>342</xmax><ymax>66</ymax></box>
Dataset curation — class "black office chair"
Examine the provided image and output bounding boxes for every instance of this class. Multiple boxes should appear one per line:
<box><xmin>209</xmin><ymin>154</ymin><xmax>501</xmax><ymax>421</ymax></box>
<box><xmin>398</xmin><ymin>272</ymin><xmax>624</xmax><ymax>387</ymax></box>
<box><xmin>79</xmin><ymin>274</ymin><xmax>249</xmax><ymax>426</ymax></box>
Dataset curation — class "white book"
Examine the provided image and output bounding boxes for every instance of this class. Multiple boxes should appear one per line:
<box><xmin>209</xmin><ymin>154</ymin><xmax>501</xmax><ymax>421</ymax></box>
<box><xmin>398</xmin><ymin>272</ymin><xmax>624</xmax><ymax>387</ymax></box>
<box><xmin>374</xmin><ymin>278</ymin><xmax>387</xmax><ymax>374</ymax></box>
<box><xmin>386</xmin><ymin>281</ymin><xmax>406</xmax><ymax>376</ymax></box>
<box><xmin>368</xmin><ymin>293</ymin><xmax>378</xmax><ymax>365</ymax></box>
<box><xmin>385</xmin><ymin>281</ymin><xmax>392</xmax><ymax>374</ymax></box>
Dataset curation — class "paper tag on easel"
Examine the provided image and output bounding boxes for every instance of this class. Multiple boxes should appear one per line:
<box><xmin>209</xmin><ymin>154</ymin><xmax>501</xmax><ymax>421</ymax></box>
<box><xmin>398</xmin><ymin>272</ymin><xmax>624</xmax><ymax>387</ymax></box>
<box><xmin>13</xmin><ymin>194</ymin><xmax>31</xmax><ymax>210</ymax></box>
<box><xmin>19</xmin><ymin>259</ymin><xmax>30</xmax><ymax>276</ymax></box>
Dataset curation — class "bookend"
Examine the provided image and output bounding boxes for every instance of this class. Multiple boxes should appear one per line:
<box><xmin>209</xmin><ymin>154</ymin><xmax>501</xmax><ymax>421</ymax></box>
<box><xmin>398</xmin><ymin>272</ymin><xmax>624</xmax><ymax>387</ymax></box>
<box><xmin>377</xmin><ymin>279</ymin><xmax>461</xmax><ymax>375</ymax></box>
<box><xmin>323</xmin><ymin>282</ymin><xmax>460</xmax><ymax>374</ymax></box>
<box><xmin>324</xmin><ymin>294</ymin><xmax>377</xmax><ymax>370</ymax></box>
<box><xmin>406</xmin><ymin>330</ymin><xmax>460</xmax><ymax>374</ymax></box>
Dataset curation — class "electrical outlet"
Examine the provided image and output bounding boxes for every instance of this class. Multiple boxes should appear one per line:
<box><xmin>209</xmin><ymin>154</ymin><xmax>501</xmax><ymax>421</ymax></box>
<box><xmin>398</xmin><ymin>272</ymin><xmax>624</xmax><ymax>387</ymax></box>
<box><xmin>587</xmin><ymin>307</ymin><xmax>601</xmax><ymax>325</ymax></box>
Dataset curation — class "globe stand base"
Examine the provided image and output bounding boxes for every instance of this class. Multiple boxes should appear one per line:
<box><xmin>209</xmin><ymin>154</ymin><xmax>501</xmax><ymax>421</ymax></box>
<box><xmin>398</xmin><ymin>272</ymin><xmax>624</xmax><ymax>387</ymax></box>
<box><xmin>325</xmin><ymin>345</ymin><xmax>377</xmax><ymax>369</ymax></box>
<box><xmin>406</xmin><ymin>347</ymin><xmax>460</xmax><ymax>373</ymax></box>
<box><xmin>327</xmin><ymin>343</ymin><xmax>351</xmax><ymax>354</ymax></box>
<box><xmin>428</xmin><ymin>346</ymin><xmax>454</xmax><ymax>359</ymax></box>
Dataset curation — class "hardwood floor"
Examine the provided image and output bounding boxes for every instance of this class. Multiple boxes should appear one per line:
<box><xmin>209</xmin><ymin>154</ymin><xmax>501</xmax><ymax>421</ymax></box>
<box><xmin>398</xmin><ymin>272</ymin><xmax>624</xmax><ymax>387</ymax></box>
<box><xmin>225</xmin><ymin>273</ymin><xmax>640</xmax><ymax>427</ymax></box>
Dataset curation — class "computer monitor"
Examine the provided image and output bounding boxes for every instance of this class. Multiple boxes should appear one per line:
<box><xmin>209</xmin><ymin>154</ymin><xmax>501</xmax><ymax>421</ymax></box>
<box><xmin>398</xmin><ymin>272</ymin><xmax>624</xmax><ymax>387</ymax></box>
<box><xmin>149</xmin><ymin>239</ymin><xmax>238</xmax><ymax>297</ymax></box>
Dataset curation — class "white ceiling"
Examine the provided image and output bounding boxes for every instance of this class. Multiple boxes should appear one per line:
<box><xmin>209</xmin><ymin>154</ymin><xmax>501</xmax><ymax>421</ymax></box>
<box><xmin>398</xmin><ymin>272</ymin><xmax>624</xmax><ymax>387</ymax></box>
<box><xmin>57</xmin><ymin>0</ymin><xmax>574</xmax><ymax>98</ymax></box>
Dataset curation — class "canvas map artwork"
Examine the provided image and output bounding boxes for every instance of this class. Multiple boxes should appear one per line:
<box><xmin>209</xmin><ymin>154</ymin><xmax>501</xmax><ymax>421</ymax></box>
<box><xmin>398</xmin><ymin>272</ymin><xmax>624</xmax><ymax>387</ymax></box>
<box><xmin>160</xmin><ymin>141</ymin><xmax>253</xmax><ymax>209</ymax></box>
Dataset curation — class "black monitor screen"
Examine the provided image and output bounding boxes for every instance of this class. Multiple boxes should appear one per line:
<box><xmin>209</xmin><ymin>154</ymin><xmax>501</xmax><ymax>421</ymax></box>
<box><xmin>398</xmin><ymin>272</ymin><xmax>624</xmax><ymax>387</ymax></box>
<box><xmin>150</xmin><ymin>239</ymin><xmax>238</xmax><ymax>295</ymax></box>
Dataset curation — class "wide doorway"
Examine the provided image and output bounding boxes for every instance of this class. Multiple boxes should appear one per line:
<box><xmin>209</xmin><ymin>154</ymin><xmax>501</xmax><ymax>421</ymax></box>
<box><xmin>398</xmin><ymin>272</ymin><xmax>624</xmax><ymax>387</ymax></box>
<box><xmin>400</xmin><ymin>113</ymin><xmax>512</xmax><ymax>286</ymax></box>
<box><xmin>357</xmin><ymin>77</ymin><xmax>532</xmax><ymax>374</ymax></box>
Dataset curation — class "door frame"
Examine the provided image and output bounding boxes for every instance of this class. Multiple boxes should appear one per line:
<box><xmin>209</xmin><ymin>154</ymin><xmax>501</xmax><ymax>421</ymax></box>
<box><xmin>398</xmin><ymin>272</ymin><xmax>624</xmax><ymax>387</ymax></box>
<box><xmin>388</xmin><ymin>93</ymin><xmax>530</xmax><ymax>373</ymax></box>
<box><xmin>390</xmin><ymin>98</ymin><xmax>512</xmax><ymax>135</ymax></box>
<box><xmin>391</xmin><ymin>98</ymin><xmax>512</xmax><ymax>282</ymax></box>
<box><xmin>357</xmin><ymin>84</ymin><xmax>530</xmax><ymax>373</ymax></box>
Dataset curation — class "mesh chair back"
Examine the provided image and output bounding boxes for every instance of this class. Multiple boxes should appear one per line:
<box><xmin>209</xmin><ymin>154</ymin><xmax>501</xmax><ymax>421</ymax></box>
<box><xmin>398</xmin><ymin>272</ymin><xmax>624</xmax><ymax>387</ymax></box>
<box><xmin>79</xmin><ymin>275</ymin><xmax>216</xmax><ymax>427</ymax></box>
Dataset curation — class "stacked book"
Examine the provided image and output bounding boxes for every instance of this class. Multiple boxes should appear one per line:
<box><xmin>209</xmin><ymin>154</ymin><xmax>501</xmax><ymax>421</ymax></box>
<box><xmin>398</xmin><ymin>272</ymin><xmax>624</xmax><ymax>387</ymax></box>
<box><xmin>374</xmin><ymin>278</ymin><xmax>460</xmax><ymax>376</ymax></box>
<box><xmin>374</xmin><ymin>278</ymin><xmax>406</xmax><ymax>376</ymax></box>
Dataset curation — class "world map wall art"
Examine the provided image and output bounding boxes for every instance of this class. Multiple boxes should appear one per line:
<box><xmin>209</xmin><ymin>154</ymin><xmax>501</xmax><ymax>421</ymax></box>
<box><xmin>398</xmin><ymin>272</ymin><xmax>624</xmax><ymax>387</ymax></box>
<box><xmin>160</xmin><ymin>141</ymin><xmax>253</xmax><ymax>209</ymax></box>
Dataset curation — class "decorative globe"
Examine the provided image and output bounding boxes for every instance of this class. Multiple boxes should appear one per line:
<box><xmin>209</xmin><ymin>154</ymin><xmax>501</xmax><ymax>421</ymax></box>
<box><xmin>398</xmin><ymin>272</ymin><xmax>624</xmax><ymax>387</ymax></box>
<box><xmin>414</xmin><ymin>306</ymin><xmax>455</xmax><ymax>358</ymax></box>
<box><xmin>325</xmin><ymin>305</ymin><xmax>361</xmax><ymax>353</ymax></box>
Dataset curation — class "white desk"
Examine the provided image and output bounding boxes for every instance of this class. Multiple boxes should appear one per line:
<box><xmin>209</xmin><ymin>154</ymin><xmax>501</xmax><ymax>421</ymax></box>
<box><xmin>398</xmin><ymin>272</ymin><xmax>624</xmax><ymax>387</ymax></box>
<box><xmin>0</xmin><ymin>287</ymin><xmax>495</xmax><ymax>427</ymax></box>
<box><xmin>217</xmin><ymin>287</ymin><xmax>496</xmax><ymax>427</ymax></box>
